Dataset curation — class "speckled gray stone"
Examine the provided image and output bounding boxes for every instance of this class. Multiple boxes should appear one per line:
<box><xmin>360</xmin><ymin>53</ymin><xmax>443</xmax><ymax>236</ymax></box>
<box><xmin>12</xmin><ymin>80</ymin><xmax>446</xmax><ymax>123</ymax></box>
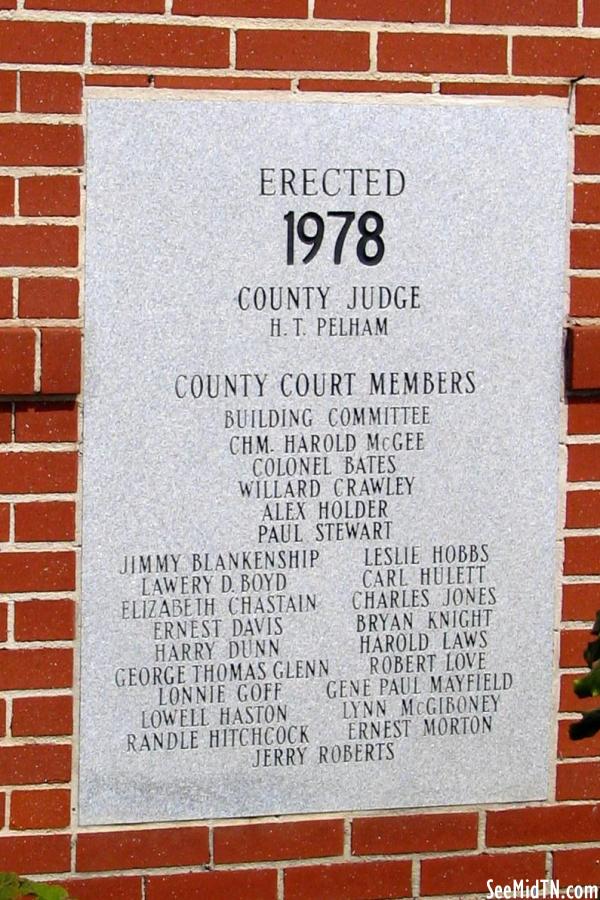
<box><xmin>80</xmin><ymin>98</ymin><xmax>568</xmax><ymax>825</ymax></box>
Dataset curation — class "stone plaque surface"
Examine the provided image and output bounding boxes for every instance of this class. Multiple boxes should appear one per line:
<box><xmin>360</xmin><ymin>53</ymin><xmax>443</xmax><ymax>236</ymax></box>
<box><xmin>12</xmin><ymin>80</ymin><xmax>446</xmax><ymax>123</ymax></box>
<box><xmin>80</xmin><ymin>98</ymin><xmax>567</xmax><ymax>825</ymax></box>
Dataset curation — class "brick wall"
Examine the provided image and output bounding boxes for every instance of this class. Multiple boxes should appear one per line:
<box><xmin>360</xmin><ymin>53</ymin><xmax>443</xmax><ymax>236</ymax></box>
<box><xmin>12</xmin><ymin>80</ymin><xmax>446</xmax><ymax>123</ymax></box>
<box><xmin>0</xmin><ymin>0</ymin><xmax>598</xmax><ymax>897</ymax></box>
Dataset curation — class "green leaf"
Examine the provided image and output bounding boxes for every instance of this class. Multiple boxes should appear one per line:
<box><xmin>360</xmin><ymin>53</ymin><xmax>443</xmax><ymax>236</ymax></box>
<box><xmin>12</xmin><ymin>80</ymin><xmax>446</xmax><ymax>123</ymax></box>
<box><xmin>574</xmin><ymin>668</ymin><xmax>600</xmax><ymax>698</ymax></box>
<box><xmin>19</xmin><ymin>882</ymin><xmax>69</xmax><ymax>900</ymax></box>
<box><xmin>570</xmin><ymin>708</ymin><xmax>600</xmax><ymax>741</ymax></box>
<box><xmin>584</xmin><ymin>638</ymin><xmax>600</xmax><ymax>668</ymax></box>
<box><xmin>0</xmin><ymin>874</ymin><xmax>73</xmax><ymax>900</ymax></box>
<box><xmin>0</xmin><ymin>873</ymin><xmax>20</xmax><ymax>900</ymax></box>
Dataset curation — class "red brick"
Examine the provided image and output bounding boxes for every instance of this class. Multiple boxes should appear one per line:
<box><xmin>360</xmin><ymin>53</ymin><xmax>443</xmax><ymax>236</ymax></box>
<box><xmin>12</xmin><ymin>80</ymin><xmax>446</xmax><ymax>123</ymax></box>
<box><xmin>28</xmin><ymin>0</ymin><xmax>161</xmax><ymax>10</ymax></box>
<box><xmin>174</xmin><ymin>0</ymin><xmax>306</xmax><ymax>15</ymax></box>
<box><xmin>15</xmin><ymin>501</ymin><xmax>76</xmax><ymax>543</ymax></box>
<box><xmin>379</xmin><ymin>33</ymin><xmax>507</xmax><ymax>74</ymax></box>
<box><xmin>0</xmin><ymin>699</ymin><xmax>5</xmax><ymax>736</ymax></box>
<box><xmin>20</xmin><ymin>72</ymin><xmax>82</xmax><ymax>114</ymax></box>
<box><xmin>51</xmin><ymin>877</ymin><xmax>143</xmax><ymax>900</ymax></box>
<box><xmin>215</xmin><ymin>819</ymin><xmax>343</xmax><ymax>864</ymax></box>
<box><xmin>14</xmin><ymin>598</ymin><xmax>75</xmax><ymax>640</ymax></box>
<box><xmin>0</xmin><ymin>744</ymin><xmax>71</xmax><ymax>784</ymax></box>
<box><xmin>559</xmin><ymin>718</ymin><xmax>600</xmax><ymax>757</ymax></box>
<box><xmin>0</xmin><ymin>503</ymin><xmax>8</xmax><ymax>541</ymax></box>
<box><xmin>563</xmin><ymin>583</ymin><xmax>600</xmax><ymax>621</ymax></box>
<box><xmin>567</xmin><ymin>490</ymin><xmax>600</xmax><ymax>528</ymax></box>
<box><xmin>0</xmin><ymin>793</ymin><xmax>3</xmax><ymax>824</ymax></box>
<box><xmin>0</xmin><ymin>125</ymin><xmax>82</xmax><ymax>167</ymax></box>
<box><xmin>154</xmin><ymin>74</ymin><xmax>291</xmax><ymax>90</ymax></box>
<box><xmin>299</xmin><ymin>78</ymin><xmax>431</xmax><ymax>92</ymax></box>
<box><xmin>557</xmin><ymin>761</ymin><xmax>600</xmax><ymax>799</ymax></box>
<box><xmin>0</xmin><ymin>279</ymin><xmax>12</xmax><ymax>319</ymax></box>
<box><xmin>0</xmin><ymin>329</ymin><xmax>35</xmax><ymax>394</ymax></box>
<box><xmin>0</xmin><ymin>647</ymin><xmax>72</xmax><ymax>689</ymax></box>
<box><xmin>285</xmin><ymin>860</ymin><xmax>412</xmax><ymax>899</ymax></box>
<box><xmin>561</xmin><ymin>627</ymin><xmax>592</xmax><ymax>667</ymax></box>
<box><xmin>0</xmin><ymin>602</ymin><xmax>7</xmax><ymax>640</ymax></box>
<box><xmin>85</xmin><ymin>73</ymin><xmax>152</xmax><ymax>87</ymax></box>
<box><xmin>11</xmin><ymin>788</ymin><xmax>70</xmax><ymax>829</ymax></box>
<box><xmin>452</xmin><ymin>0</ymin><xmax>577</xmax><ymax>24</ymax></box>
<box><xmin>421</xmin><ymin>852</ymin><xmax>546</xmax><ymax>896</ymax></box>
<box><xmin>568</xmin><ymin>444</ymin><xmax>600</xmax><ymax>482</ymax></box>
<box><xmin>575</xmin><ymin>247</ymin><xmax>600</xmax><ymax>282</ymax></box>
<box><xmin>565</xmin><ymin>537</ymin><xmax>600</xmax><ymax>575</ymax></box>
<box><xmin>0</xmin><ymin>403</ymin><xmax>11</xmax><ymax>441</ymax></box>
<box><xmin>19</xmin><ymin>278</ymin><xmax>79</xmax><ymax>319</ymax></box>
<box><xmin>145</xmin><ymin>870</ymin><xmax>278</xmax><ymax>900</ymax></box>
<box><xmin>0</xmin><ymin>177</ymin><xmax>14</xmax><ymax>216</ymax></box>
<box><xmin>0</xmin><ymin>71</ymin><xmax>16</xmax><ymax>111</ymax></box>
<box><xmin>574</xmin><ymin>185</ymin><xmax>600</xmax><ymax>225</ymax></box>
<box><xmin>0</xmin><ymin>450</ymin><xmax>77</xmax><ymax>490</ymax></box>
<box><xmin>0</xmin><ymin>551</ymin><xmax>75</xmax><ymax>592</ymax></box>
<box><xmin>488</xmin><ymin>804</ymin><xmax>600</xmax><ymax>847</ymax></box>
<box><xmin>576</xmin><ymin>136</ymin><xmax>600</xmax><ymax>175</ymax></box>
<box><xmin>569</xmin><ymin>399</ymin><xmax>600</xmax><ymax>435</ymax></box>
<box><xmin>237</xmin><ymin>29</ymin><xmax>369</xmax><ymax>71</ymax></box>
<box><xmin>572</xmin><ymin>230</ymin><xmax>600</xmax><ymax>270</ymax></box>
<box><xmin>15</xmin><ymin>404</ymin><xmax>78</xmax><ymax>442</ymax></box>
<box><xmin>585</xmin><ymin>0</ymin><xmax>600</xmax><ymax>25</ymax></box>
<box><xmin>514</xmin><ymin>38</ymin><xmax>600</xmax><ymax>78</ymax></box>
<box><xmin>570</xmin><ymin>327</ymin><xmax>600</xmax><ymax>390</ymax></box>
<box><xmin>20</xmin><ymin>177</ymin><xmax>80</xmax><ymax>218</ymax></box>
<box><xmin>0</xmin><ymin>835</ymin><xmax>70</xmax><ymax>874</ymax></box>
<box><xmin>571</xmin><ymin>277</ymin><xmax>600</xmax><ymax>317</ymax></box>
<box><xmin>560</xmin><ymin>673</ymin><xmax>599</xmax><ymax>713</ymax></box>
<box><xmin>0</xmin><ymin>22</ymin><xmax>84</xmax><ymax>64</ymax></box>
<box><xmin>577</xmin><ymin>85</ymin><xmax>600</xmax><ymax>125</ymax></box>
<box><xmin>0</xmin><ymin>225</ymin><xmax>78</xmax><ymax>268</ymax></box>
<box><xmin>77</xmin><ymin>827</ymin><xmax>209</xmax><ymax>872</ymax></box>
<box><xmin>314</xmin><ymin>0</ymin><xmax>443</xmax><ymax>21</ymax></box>
<box><xmin>554</xmin><ymin>848</ymin><xmax>600</xmax><ymax>885</ymax></box>
<box><xmin>352</xmin><ymin>812</ymin><xmax>478</xmax><ymax>855</ymax></box>
<box><xmin>12</xmin><ymin>695</ymin><xmax>73</xmax><ymax>736</ymax></box>
<box><xmin>41</xmin><ymin>328</ymin><xmax>81</xmax><ymax>394</ymax></box>
<box><xmin>92</xmin><ymin>24</ymin><xmax>229</xmax><ymax>68</ymax></box>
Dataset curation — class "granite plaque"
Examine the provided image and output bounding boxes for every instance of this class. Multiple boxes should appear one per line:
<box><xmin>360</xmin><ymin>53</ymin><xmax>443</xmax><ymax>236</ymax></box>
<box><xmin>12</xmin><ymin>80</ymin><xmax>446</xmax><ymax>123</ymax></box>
<box><xmin>80</xmin><ymin>97</ymin><xmax>567</xmax><ymax>825</ymax></box>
